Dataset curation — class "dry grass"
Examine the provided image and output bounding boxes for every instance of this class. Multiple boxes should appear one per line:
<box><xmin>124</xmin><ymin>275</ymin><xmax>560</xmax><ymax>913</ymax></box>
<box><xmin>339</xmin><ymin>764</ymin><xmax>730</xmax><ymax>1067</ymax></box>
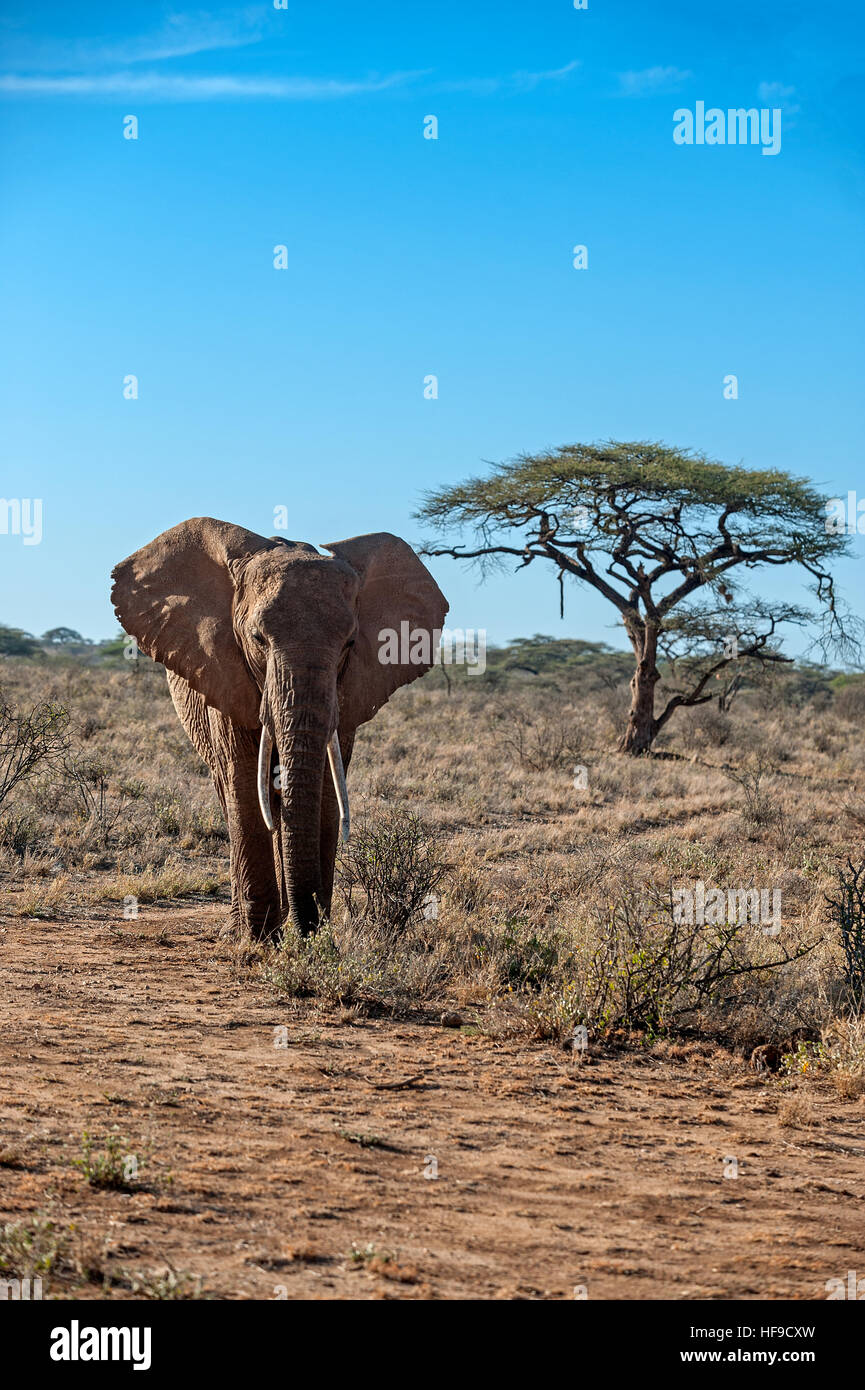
<box><xmin>1</xmin><ymin>651</ymin><xmax>863</xmax><ymax>1092</ymax></box>
<box><xmin>0</xmin><ymin>659</ymin><xmax>229</xmax><ymax>913</ymax></box>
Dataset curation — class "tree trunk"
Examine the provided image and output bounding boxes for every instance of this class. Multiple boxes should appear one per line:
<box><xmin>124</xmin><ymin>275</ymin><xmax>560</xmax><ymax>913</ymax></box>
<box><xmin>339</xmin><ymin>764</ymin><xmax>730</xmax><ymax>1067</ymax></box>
<box><xmin>618</xmin><ymin>622</ymin><xmax>660</xmax><ymax>755</ymax></box>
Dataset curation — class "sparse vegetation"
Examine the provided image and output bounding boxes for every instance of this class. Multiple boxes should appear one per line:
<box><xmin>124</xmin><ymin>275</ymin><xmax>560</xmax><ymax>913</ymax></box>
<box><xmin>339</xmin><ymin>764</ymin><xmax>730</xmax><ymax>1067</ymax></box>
<box><xmin>73</xmin><ymin>1130</ymin><xmax>146</xmax><ymax>1191</ymax></box>
<box><xmin>0</xmin><ymin>657</ymin><xmax>229</xmax><ymax>907</ymax></box>
<box><xmin>121</xmin><ymin>1265</ymin><xmax>206</xmax><ymax>1300</ymax></box>
<box><xmin>825</xmin><ymin>857</ymin><xmax>865</xmax><ymax>1007</ymax></box>
<box><xmin>0</xmin><ymin>1214</ymin><xmax>70</xmax><ymax>1280</ymax></box>
<box><xmin>0</xmin><ymin>693</ymin><xmax>69</xmax><ymax>812</ymax></box>
<box><xmin>337</xmin><ymin>809</ymin><xmax>449</xmax><ymax>932</ymax></box>
<box><xmin>0</xmin><ymin>641</ymin><xmax>862</xmax><ymax>1065</ymax></box>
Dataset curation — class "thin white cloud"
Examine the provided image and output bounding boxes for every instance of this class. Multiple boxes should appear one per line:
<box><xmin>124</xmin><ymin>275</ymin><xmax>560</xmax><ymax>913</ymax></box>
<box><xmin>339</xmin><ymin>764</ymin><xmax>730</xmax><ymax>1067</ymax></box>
<box><xmin>617</xmin><ymin>65</ymin><xmax>693</xmax><ymax>97</ymax></box>
<box><xmin>0</xmin><ymin>70</ymin><xmax>422</xmax><ymax>100</ymax></box>
<box><xmin>0</xmin><ymin>54</ymin><xmax>581</xmax><ymax>102</ymax></box>
<box><xmin>513</xmin><ymin>59</ymin><xmax>582</xmax><ymax>91</ymax></box>
<box><xmin>438</xmin><ymin>60</ymin><xmax>581</xmax><ymax>95</ymax></box>
<box><xmin>0</xmin><ymin>8</ymin><xmax>266</xmax><ymax>72</ymax></box>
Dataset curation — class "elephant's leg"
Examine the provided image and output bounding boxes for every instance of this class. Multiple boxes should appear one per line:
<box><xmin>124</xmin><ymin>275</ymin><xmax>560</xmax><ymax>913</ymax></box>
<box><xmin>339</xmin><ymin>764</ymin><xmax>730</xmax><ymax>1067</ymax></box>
<box><xmin>207</xmin><ymin>775</ymin><xmax>245</xmax><ymax>938</ymax></box>
<box><xmin>166</xmin><ymin>673</ymin><xmax>279</xmax><ymax>940</ymax></box>
<box><xmin>318</xmin><ymin>729</ymin><xmax>354</xmax><ymax>918</ymax></box>
<box><xmin>208</xmin><ymin>709</ymin><xmax>282</xmax><ymax>941</ymax></box>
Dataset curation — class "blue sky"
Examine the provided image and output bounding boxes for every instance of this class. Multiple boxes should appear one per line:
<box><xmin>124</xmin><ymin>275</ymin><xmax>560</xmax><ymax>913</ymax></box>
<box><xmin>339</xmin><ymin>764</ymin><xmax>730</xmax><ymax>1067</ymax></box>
<box><xmin>1</xmin><ymin>0</ymin><xmax>863</xmax><ymax>653</ymax></box>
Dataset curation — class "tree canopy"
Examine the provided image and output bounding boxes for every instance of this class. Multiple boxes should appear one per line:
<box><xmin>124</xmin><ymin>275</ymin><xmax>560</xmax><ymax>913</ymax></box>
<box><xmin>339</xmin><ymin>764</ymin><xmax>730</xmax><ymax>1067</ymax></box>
<box><xmin>0</xmin><ymin>624</ymin><xmax>40</xmax><ymax>657</ymax></box>
<box><xmin>418</xmin><ymin>440</ymin><xmax>859</xmax><ymax>752</ymax></box>
<box><xmin>42</xmin><ymin>626</ymin><xmax>89</xmax><ymax>646</ymax></box>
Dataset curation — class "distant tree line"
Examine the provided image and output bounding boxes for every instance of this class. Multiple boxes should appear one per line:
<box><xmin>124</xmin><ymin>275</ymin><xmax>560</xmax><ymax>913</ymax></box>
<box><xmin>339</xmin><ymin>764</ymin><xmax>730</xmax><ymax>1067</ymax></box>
<box><xmin>0</xmin><ymin>625</ymin><xmax>128</xmax><ymax>661</ymax></box>
<box><xmin>2</xmin><ymin>621</ymin><xmax>863</xmax><ymax>719</ymax></box>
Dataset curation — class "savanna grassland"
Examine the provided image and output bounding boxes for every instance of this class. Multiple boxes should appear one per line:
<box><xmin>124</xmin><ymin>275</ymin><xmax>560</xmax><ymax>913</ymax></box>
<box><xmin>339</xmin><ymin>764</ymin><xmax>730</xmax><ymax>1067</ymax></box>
<box><xmin>1</xmin><ymin>647</ymin><xmax>864</xmax><ymax>1299</ymax></box>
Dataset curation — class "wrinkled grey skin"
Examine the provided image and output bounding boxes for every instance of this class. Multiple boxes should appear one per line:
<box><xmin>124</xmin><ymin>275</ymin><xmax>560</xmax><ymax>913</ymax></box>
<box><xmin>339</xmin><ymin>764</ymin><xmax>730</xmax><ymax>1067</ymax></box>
<box><xmin>111</xmin><ymin>518</ymin><xmax>448</xmax><ymax>938</ymax></box>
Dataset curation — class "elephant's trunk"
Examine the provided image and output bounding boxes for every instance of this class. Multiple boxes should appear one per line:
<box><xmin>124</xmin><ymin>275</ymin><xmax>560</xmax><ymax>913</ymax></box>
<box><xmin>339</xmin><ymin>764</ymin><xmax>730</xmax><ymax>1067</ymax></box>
<box><xmin>257</xmin><ymin>725</ymin><xmax>348</xmax><ymax>845</ymax></box>
<box><xmin>267</xmin><ymin>659</ymin><xmax>333</xmax><ymax>935</ymax></box>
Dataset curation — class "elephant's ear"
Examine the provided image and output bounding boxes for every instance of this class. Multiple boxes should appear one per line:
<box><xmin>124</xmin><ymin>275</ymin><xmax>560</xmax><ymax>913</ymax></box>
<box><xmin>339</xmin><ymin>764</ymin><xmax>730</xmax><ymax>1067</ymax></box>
<box><xmin>323</xmin><ymin>533</ymin><xmax>448</xmax><ymax>730</ymax></box>
<box><xmin>111</xmin><ymin>517</ymin><xmax>274</xmax><ymax>728</ymax></box>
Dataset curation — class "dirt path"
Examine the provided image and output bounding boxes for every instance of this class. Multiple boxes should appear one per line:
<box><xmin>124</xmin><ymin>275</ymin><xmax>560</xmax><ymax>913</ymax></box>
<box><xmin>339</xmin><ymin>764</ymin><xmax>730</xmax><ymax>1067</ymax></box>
<box><xmin>1</xmin><ymin>906</ymin><xmax>863</xmax><ymax>1300</ymax></box>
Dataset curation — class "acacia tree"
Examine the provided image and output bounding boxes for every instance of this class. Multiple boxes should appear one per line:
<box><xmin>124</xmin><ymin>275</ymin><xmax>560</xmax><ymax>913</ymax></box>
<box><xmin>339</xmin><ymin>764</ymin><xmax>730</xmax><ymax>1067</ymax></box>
<box><xmin>42</xmin><ymin>627</ymin><xmax>89</xmax><ymax>646</ymax></box>
<box><xmin>418</xmin><ymin>440</ymin><xmax>858</xmax><ymax>754</ymax></box>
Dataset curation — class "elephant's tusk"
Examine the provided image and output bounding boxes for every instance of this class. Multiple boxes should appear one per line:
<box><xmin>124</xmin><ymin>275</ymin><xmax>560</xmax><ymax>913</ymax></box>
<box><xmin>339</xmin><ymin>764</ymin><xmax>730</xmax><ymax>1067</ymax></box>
<box><xmin>257</xmin><ymin>725</ymin><xmax>275</xmax><ymax>833</ymax></box>
<box><xmin>327</xmin><ymin>730</ymin><xmax>350</xmax><ymax>844</ymax></box>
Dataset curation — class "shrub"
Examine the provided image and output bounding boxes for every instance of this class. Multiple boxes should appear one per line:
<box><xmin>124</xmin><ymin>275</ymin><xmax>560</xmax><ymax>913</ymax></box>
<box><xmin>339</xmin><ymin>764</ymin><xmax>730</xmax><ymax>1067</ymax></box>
<box><xmin>497</xmin><ymin>920</ymin><xmax>566</xmax><ymax>989</ymax></box>
<box><xmin>0</xmin><ymin>695</ymin><xmax>68</xmax><ymax>811</ymax></box>
<box><xmin>337</xmin><ymin>810</ymin><xmax>449</xmax><ymax>932</ymax></box>
<box><xmin>0</xmin><ymin>1215</ymin><xmax>69</xmax><ymax>1280</ymax></box>
<box><xmin>573</xmin><ymin>884</ymin><xmax>811</xmax><ymax>1038</ymax></box>
<box><xmin>723</xmin><ymin>756</ymin><xmax>778</xmax><ymax>828</ymax></box>
<box><xmin>264</xmin><ymin>920</ymin><xmax>372</xmax><ymax>1004</ymax></box>
<box><xmin>833</xmin><ymin>677</ymin><xmax>865</xmax><ymax>723</ymax></box>
<box><xmin>497</xmin><ymin>707</ymin><xmax>587</xmax><ymax>771</ymax></box>
<box><xmin>825</xmin><ymin>858</ymin><xmax>865</xmax><ymax>1007</ymax></box>
<box><xmin>73</xmin><ymin>1130</ymin><xmax>145</xmax><ymax>1190</ymax></box>
<box><xmin>0</xmin><ymin>811</ymin><xmax>44</xmax><ymax>858</ymax></box>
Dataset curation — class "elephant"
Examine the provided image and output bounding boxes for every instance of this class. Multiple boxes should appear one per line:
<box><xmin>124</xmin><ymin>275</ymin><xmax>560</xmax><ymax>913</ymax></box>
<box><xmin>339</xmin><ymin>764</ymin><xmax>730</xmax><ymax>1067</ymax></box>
<box><xmin>111</xmin><ymin>517</ymin><xmax>448</xmax><ymax>939</ymax></box>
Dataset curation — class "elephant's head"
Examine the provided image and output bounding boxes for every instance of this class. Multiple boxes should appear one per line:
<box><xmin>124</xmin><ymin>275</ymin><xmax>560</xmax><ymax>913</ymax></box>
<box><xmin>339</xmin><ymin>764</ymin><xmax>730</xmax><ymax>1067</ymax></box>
<box><xmin>110</xmin><ymin>517</ymin><xmax>448</xmax><ymax>932</ymax></box>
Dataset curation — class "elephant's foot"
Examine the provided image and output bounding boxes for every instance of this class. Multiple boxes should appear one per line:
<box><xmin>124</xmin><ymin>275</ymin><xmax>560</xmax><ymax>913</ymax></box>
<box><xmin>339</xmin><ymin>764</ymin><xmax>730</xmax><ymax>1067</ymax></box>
<box><xmin>217</xmin><ymin>915</ymin><xmax>245</xmax><ymax>942</ymax></box>
<box><xmin>240</xmin><ymin>895</ymin><xmax>283</xmax><ymax>943</ymax></box>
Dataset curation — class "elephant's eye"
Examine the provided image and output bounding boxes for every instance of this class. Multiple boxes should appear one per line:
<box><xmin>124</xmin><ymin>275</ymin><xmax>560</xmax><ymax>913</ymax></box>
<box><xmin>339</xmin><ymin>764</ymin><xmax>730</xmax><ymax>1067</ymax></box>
<box><xmin>250</xmin><ymin>628</ymin><xmax>264</xmax><ymax>643</ymax></box>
